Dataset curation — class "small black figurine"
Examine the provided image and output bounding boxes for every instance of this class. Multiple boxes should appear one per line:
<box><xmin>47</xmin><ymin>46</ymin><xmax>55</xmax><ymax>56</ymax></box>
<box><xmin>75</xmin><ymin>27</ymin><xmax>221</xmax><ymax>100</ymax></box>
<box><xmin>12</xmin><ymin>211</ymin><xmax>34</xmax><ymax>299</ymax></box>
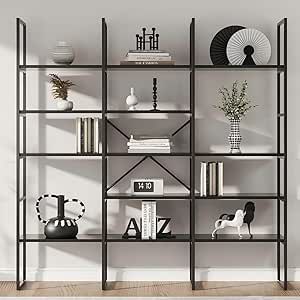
<box><xmin>151</xmin><ymin>78</ymin><xmax>159</xmax><ymax>111</ymax></box>
<box><xmin>136</xmin><ymin>27</ymin><xmax>159</xmax><ymax>50</ymax></box>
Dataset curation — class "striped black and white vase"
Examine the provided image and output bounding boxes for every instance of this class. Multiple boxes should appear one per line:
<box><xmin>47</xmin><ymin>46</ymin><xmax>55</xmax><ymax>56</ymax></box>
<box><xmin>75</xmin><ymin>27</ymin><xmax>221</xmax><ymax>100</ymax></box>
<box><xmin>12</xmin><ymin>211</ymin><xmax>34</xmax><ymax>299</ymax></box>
<box><xmin>228</xmin><ymin>118</ymin><xmax>242</xmax><ymax>153</ymax></box>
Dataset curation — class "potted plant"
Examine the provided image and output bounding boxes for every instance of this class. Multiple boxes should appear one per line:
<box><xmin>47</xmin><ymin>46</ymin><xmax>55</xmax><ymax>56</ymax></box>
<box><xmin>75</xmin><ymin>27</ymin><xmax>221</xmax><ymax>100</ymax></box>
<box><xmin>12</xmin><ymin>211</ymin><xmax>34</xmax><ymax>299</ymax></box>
<box><xmin>49</xmin><ymin>73</ymin><xmax>75</xmax><ymax>111</ymax></box>
<box><xmin>214</xmin><ymin>80</ymin><xmax>257</xmax><ymax>153</ymax></box>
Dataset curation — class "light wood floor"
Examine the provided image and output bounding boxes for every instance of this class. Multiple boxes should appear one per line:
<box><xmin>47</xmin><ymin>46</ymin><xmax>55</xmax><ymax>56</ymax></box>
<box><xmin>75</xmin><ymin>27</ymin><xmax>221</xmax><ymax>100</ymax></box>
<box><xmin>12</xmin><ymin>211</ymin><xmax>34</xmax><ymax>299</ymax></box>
<box><xmin>1</xmin><ymin>281</ymin><xmax>300</xmax><ymax>297</ymax></box>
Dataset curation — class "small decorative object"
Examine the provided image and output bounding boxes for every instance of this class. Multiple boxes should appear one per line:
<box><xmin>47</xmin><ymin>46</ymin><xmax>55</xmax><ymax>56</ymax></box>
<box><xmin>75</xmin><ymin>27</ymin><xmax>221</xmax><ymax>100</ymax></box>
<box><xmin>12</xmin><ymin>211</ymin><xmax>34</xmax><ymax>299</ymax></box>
<box><xmin>49</xmin><ymin>73</ymin><xmax>75</xmax><ymax>111</ymax></box>
<box><xmin>211</xmin><ymin>201</ymin><xmax>256</xmax><ymax>239</ymax></box>
<box><xmin>36</xmin><ymin>194</ymin><xmax>85</xmax><ymax>239</ymax></box>
<box><xmin>151</xmin><ymin>78</ymin><xmax>159</xmax><ymax>111</ymax></box>
<box><xmin>226</xmin><ymin>28</ymin><xmax>271</xmax><ymax>65</ymax></box>
<box><xmin>157</xmin><ymin>217</ymin><xmax>174</xmax><ymax>238</ymax></box>
<box><xmin>125</xmin><ymin>87</ymin><xmax>138</xmax><ymax>110</ymax></box>
<box><xmin>122</xmin><ymin>218</ymin><xmax>141</xmax><ymax>239</ymax></box>
<box><xmin>214</xmin><ymin>80</ymin><xmax>257</xmax><ymax>153</ymax></box>
<box><xmin>210</xmin><ymin>25</ymin><xmax>245</xmax><ymax>65</ymax></box>
<box><xmin>131</xmin><ymin>178</ymin><xmax>164</xmax><ymax>195</ymax></box>
<box><xmin>136</xmin><ymin>27</ymin><xmax>159</xmax><ymax>50</ymax></box>
<box><xmin>52</xmin><ymin>41</ymin><xmax>75</xmax><ymax>64</ymax></box>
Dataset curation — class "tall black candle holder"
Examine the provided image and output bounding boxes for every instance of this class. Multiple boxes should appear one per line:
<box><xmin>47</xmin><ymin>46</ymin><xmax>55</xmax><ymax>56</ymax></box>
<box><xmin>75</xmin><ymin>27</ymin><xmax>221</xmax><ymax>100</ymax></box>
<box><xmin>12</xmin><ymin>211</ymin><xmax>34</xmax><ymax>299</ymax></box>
<box><xmin>151</xmin><ymin>77</ymin><xmax>159</xmax><ymax>111</ymax></box>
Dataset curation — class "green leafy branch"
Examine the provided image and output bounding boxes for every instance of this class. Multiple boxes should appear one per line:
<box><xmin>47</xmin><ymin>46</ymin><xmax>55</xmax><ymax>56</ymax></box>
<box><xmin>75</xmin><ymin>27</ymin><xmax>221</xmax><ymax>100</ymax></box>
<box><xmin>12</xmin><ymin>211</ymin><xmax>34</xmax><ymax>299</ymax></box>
<box><xmin>213</xmin><ymin>80</ymin><xmax>257</xmax><ymax>120</ymax></box>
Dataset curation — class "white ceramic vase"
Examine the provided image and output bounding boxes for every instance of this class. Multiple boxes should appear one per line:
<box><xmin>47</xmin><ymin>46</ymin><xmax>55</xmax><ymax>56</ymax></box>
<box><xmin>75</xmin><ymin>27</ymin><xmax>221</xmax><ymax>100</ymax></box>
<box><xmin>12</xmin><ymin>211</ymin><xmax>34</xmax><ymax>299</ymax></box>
<box><xmin>57</xmin><ymin>99</ymin><xmax>73</xmax><ymax>111</ymax></box>
<box><xmin>126</xmin><ymin>88</ymin><xmax>138</xmax><ymax>110</ymax></box>
<box><xmin>52</xmin><ymin>41</ymin><xmax>75</xmax><ymax>64</ymax></box>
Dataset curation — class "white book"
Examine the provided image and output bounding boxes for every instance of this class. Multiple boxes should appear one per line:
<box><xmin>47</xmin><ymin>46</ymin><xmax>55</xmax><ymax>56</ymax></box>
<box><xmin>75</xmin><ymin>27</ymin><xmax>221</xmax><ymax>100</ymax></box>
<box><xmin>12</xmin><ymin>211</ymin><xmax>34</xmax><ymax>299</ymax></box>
<box><xmin>76</xmin><ymin>118</ymin><xmax>83</xmax><ymax>153</ymax></box>
<box><xmin>200</xmin><ymin>162</ymin><xmax>207</xmax><ymax>196</ymax></box>
<box><xmin>83</xmin><ymin>118</ymin><xmax>89</xmax><ymax>153</ymax></box>
<box><xmin>93</xmin><ymin>118</ymin><xmax>100</xmax><ymax>153</ymax></box>
<box><xmin>127</xmin><ymin>50</ymin><xmax>170</xmax><ymax>56</ymax></box>
<box><xmin>150</xmin><ymin>201</ymin><xmax>156</xmax><ymax>240</ymax></box>
<box><xmin>142</xmin><ymin>201</ymin><xmax>151</xmax><ymax>240</ymax></box>
<box><xmin>217</xmin><ymin>162</ymin><xmax>224</xmax><ymax>196</ymax></box>
<box><xmin>128</xmin><ymin>148</ymin><xmax>171</xmax><ymax>153</ymax></box>
<box><xmin>126</xmin><ymin>56</ymin><xmax>172</xmax><ymax>61</ymax></box>
<box><xmin>128</xmin><ymin>146</ymin><xmax>170</xmax><ymax>149</ymax></box>
<box><xmin>127</xmin><ymin>142</ymin><xmax>171</xmax><ymax>148</ymax></box>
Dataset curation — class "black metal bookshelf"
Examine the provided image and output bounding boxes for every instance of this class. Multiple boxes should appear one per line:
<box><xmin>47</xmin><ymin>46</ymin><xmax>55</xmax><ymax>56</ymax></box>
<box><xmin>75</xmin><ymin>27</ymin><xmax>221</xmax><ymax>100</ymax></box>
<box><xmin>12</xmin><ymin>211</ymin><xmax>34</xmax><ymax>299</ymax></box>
<box><xmin>16</xmin><ymin>17</ymin><xmax>288</xmax><ymax>291</ymax></box>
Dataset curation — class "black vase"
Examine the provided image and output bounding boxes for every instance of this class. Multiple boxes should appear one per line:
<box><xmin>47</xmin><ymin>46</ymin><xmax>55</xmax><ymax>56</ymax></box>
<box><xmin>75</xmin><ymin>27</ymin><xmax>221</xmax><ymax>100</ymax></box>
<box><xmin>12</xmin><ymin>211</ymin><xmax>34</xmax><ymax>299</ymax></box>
<box><xmin>44</xmin><ymin>195</ymin><xmax>78</xmax><ymax>239</ymax></box>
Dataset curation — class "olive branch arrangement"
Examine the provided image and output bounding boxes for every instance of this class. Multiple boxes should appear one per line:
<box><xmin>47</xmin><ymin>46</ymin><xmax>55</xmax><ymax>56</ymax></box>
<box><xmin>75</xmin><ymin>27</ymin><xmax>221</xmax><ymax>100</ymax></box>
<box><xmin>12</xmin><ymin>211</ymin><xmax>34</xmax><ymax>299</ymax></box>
<box><xmin>214</xmin><ymin>80</ymin><xmax>257</xmax><ymax>120</ymax></box>
<box><xmin>49</xmin><ymin>73</ymin><xmax>75</xmax><ymax>100</ymax></box>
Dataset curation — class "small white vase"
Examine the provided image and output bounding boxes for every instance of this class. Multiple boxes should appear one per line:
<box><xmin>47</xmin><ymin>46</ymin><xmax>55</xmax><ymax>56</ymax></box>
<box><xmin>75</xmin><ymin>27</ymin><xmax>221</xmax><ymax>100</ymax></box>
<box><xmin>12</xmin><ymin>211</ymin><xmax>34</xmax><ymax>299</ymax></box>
<box><xmin>57</xmin><ymin>99</ymin><xmax>73</xmax><ymax>111</ymax></box>
<box><xmin>52</xmin><ymin>41</ymin><xmax>75</xmax><ymax>64</ymax></box>
<box><xmin>126</xmin><ymin>88</ymin><xmax>138</xmax><ymax>110</ymax></box>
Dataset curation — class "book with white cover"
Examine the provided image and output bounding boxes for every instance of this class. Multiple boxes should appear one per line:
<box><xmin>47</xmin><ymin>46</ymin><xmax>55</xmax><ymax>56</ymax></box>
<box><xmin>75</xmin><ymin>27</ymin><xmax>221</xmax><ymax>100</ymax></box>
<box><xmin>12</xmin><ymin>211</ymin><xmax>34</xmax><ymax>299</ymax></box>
<box><xmin>127</xmin><ymin>50</ymin><xmax>170</xmax><ymax>56</ymax></box>
<box><xmin>93</xmin><ymin>118</ymin><xmax>100</xmax><ymax>153</ymax></box>
<box><xmin>126</xmin><ymin>56</ymin><xmax>172</xmax><ymax>61</ymax></box>
<box><xmin>76</xmin><ymin>118</ymin><xmax>83</xmax><ymax>153</ymax></box>
<box><xmin>83</xmin><ymin>118</ymin><xmax>89</xmax><ymax>153</ymax></box>
<box><xmin>142</xmin><ymin>201</ymin><xmax>151</xmax><ymax>240</ymax></box>
<box><xmin>150</xmin><ymin>201</ymin><xmax>156</xmax><ymax>240</ymax></box>
<box><xmin>217</xmin><ymin>162</ymin><xmax>224</xmax><ymax>196</ymax></box>
<box><xmin>128</xmin><ymin>148</ymin><xmax>170</xmax><ymax>153</ymax></box>
<box><xmin>199</xmin><ymin>162</ymin><xmax>207</xmax><ymax>196</ymax></box>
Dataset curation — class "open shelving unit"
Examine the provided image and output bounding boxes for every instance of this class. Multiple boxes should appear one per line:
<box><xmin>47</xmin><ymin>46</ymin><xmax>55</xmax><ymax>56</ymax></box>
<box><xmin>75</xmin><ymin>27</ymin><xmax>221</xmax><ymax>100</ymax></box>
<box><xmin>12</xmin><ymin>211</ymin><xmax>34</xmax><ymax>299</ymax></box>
<box><xmin>16</xmin><ymin>17</ymin><xmax>287</xmax><ymax>290</ymax></box>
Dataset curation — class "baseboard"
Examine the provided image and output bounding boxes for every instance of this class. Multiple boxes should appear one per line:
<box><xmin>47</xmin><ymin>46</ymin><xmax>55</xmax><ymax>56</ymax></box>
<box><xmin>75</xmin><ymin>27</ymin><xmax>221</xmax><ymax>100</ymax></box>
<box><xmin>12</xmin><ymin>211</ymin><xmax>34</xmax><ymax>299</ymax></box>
<box><xmin>0</xmin><ymin>267</ymin><xmax>298</xmax><ymax>281</ymax></box>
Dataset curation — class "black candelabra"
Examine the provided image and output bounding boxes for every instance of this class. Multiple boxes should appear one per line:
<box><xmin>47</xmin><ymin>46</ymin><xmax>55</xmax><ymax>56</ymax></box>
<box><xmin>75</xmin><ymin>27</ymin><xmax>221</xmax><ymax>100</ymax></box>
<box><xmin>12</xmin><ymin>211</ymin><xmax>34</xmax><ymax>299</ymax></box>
<box><xmin>136</xmin><ymin>27</ymin><xmax>159</xmax><ymax>50</ymax></box>
<box><xmin>151</xmin><ymin>77</ymin><xmax>159</xmax><ymax>111</ymax></box>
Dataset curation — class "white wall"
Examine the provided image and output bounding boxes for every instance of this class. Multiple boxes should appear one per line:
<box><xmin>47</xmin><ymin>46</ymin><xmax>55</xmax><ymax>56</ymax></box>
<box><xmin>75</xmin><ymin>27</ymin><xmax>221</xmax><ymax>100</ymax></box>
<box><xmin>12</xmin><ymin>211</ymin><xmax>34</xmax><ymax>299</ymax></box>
<box><xmin>0</xmin><ymin>0</ymin><xmax>299</xmax><ymax>281</ymax></box>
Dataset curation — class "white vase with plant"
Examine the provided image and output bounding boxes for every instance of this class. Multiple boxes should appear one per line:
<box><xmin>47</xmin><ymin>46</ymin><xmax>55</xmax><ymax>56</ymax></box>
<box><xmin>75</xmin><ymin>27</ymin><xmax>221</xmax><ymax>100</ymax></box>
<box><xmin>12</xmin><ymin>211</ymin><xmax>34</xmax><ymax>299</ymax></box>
<box><xmin>214</xmin><ymin>80</ymin><xmax>257</xmax><ymax>153</ymax></box>
<box><xmin>49</xmin><ymin>73</ymin><xmax>75</xmax><ymax>111</ymax></box>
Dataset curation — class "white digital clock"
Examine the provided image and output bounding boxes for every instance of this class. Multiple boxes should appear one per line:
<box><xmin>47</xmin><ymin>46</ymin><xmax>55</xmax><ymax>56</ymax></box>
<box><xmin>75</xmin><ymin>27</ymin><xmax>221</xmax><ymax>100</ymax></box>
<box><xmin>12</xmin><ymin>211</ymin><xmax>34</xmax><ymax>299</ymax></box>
<box><xmin>131</xmin><ymin>178</ymin><xmax>164</xmax><ymax>195</ymax></box>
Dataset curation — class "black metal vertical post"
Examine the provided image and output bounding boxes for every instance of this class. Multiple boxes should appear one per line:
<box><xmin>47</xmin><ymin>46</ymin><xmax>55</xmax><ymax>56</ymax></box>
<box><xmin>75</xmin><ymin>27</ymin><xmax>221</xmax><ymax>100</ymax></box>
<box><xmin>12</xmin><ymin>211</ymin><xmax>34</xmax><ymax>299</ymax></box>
<box><xmin>276</xmin><ymin>20</ymin><xmax>281</xmax><ymax>282</ymax></box>
<box><xmin>101</xmin><ymin>17</ymin><xmax>108</xmax><ymax>290</ymax></box>
<box><xmin>16</xmin><ymin>17</ymin><xmax>21</xmax><ymax>290</ymax></box>
<box><xmin>22</xmin><ymin>20</ymin><xmax>27</xmax><ymax>283</ymax></box>
<box><xmin>189</xmin><ymin>18</ymin><xmax>195</xmax><ymax>290</ymax></box>
<box><xmin>283</xmin><ymin>17</ymin><xmax>288</xmax><ymax>290</ymax></box>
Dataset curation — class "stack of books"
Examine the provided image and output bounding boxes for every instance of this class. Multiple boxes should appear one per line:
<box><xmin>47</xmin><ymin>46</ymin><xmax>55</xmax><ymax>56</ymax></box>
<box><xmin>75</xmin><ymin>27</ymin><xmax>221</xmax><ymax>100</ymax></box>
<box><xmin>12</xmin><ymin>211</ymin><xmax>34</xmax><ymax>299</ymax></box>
<box><xmin>121</xmin><ymin>50</ymin><xmax>174</xmax><ymax>65</ymax></box>
<box><xmin>127</xmin><ymin>135</ymin><xmax>172</xmax><ymax>153</ymax></box>
<box><xmin>142</xmin><ymin>200</ymin><xmax>156</xmax><ymax>240</ymax></box>
<box><xmin>76</xmin><ymin>117</ymin><xmax>101</xmax><ymax>153</ymax></box>
<box><xmin>199</xmin><ymin>161</ymin><xmax>223</xmax><ymax>196</ymax></box>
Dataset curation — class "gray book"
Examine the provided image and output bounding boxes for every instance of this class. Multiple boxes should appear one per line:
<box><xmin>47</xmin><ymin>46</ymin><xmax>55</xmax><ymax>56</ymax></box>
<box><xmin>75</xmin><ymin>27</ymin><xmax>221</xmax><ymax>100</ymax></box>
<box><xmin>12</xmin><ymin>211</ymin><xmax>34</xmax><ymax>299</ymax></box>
<box><xmin>208</xmin><ymin>162</ymin><xmax>217</xmax><ymax>196</ymax></box>
<box><xmin>199</xmin><ymin>162</ymin><xmax>207</xmax><ymax>196</ymax></box>
<box><xmin>217</xmin><ymin>162</ymin><xmax>224</xmax><ymax>196</ymax></box>
<box><xmin>87</xmin><ymin>118</ymin><xmax>93</xmax><ymax>153</ymax></box>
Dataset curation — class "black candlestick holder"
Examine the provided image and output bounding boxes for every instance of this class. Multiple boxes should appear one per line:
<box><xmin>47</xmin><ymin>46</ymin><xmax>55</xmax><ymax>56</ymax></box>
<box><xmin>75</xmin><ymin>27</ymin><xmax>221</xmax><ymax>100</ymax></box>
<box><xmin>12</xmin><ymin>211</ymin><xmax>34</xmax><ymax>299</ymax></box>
<box><xmin>136</xmin><ymin>27</ymin><xmax>159</xmax><ymax>50</ymax></box>
<box><xmin>151</xmin><ymin>78</ymin><xmax>159</xmax><ymax>111</ymax></box>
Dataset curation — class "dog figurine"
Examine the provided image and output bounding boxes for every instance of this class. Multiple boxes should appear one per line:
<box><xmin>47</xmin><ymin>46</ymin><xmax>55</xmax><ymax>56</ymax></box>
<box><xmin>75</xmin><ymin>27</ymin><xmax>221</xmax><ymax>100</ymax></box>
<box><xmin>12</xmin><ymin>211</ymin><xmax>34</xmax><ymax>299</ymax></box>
<box><xmin>211</xmin><ymin>201</ymin><xmax>255</xmax><ymax>239</ymax></box>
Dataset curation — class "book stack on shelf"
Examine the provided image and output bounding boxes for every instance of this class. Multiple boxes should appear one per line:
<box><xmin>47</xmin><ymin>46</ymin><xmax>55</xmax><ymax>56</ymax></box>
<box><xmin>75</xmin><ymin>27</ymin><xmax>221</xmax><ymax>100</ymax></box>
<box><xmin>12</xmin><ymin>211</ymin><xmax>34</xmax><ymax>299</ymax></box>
<box><xmin>121</xmin><ymin>50</ymin><xmax>174</xmax><ymax>65</ymax></box>
<box><xmin>127</xmin><ymin>135</ymin><xmax>172</xmax><ymax>153</ymax></box>
<box><xmin>76</xmin><ymin>117</ymin><xmax>101</xmax><ymax>153</ymax></box>
<box><xmin>142</xmin><ymin>200</ymin><xmax>156</xmax><ymax>240</ymax></box>
<box><xmin>200</xmin><ymin>162</ymin><xmax>223</xmax><ymax>196</ymax></box>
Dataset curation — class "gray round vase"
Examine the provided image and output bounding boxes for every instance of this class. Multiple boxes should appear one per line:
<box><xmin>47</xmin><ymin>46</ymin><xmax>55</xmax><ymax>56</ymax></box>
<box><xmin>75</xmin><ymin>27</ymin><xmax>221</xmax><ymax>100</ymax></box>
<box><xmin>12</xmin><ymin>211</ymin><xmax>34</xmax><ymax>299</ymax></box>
<box><xmin>52</xmin><ymin>41</ymin><xmax>75</xmax><ymax>64</ymax></box>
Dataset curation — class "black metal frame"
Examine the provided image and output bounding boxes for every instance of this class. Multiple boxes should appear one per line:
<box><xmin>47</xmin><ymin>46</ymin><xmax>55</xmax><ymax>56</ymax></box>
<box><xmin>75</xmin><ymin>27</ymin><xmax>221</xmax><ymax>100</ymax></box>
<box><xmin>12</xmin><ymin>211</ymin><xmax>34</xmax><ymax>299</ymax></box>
<box><xmin>16</xmin><ymin>17</ymin><xmax>288</xmax><ymax>291</ymax></box>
